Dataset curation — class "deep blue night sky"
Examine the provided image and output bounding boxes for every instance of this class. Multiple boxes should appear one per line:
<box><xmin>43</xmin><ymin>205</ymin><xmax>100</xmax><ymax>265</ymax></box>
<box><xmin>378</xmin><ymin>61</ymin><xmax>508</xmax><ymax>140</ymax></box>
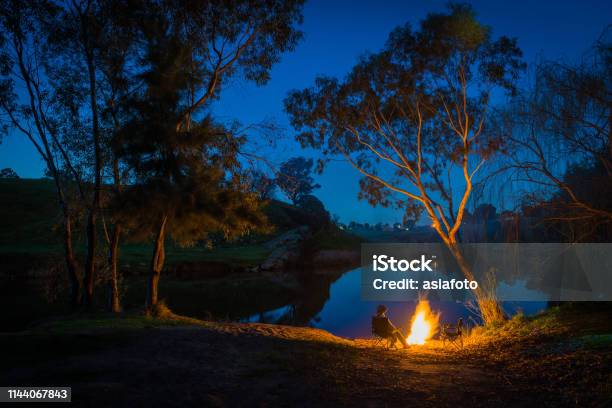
<box><xmin>1</xmin><ymin>0</ymin><xmax>610</xmax><ymax>223</ymax></box>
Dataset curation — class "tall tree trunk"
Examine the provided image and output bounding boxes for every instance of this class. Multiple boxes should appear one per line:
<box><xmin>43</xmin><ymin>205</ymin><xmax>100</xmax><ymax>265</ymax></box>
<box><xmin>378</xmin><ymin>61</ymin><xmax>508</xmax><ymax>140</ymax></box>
<box><xmin>446</xmin><ymin>240</ymin><xmax>505</xmax><ymax>324</ymax></box>
<box><xmin>82</xmin><ymin>33</ymin><xmax>102</xmax><ymax>308</ymax></box>
<box><xmin>63</xmin><ymin>209</ymin><xmax>81</xmax><ymax>307</ymax></box>
<box><xmin>8</xmin><ymin>23</ymin><xmax>84</xmax><ymax>308</ymax></box>
<box><xmin>83</xmin><ymin>212</ymin><xmax>97</xmax><ymax>308</ymax></box>
<box><xmin>107</xmin><ymin>224</ymin><xmax>121</xmax><ymax>313</ymax></box>
<box><xmin>146</xmin><ymin>215</ymin><xmax>168</xmax><ymax>310</ymax></box>
<box><xmin>49</xmin><ymin>163</ymin><xmax>81</xmax><ymax>308</ymax></box>
<box><xmin>107</xmin><ymin>158</ymin><xmax>122</xmax><ymax>313</ymax></box>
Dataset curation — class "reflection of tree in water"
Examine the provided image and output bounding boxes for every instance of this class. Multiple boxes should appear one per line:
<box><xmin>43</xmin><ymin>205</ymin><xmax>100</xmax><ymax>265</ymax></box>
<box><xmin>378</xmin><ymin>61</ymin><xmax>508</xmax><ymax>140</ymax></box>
<box><xmin>273</xmin><ymin>270</ymin><xmax>345</xmax><ymax>326</ymax></box>
<box><xmin>439</xmin><ymin>244</ymin><xmax>599</xmax><ymax>302</ymax></box>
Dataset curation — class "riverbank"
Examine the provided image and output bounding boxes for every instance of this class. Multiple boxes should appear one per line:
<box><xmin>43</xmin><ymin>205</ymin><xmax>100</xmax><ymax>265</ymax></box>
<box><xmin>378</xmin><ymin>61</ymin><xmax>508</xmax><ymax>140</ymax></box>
<box><xmin>2</xmin><ymin>304</ymin><xmax>610</xmax><ymax>407</ymax></box>
<box><xmin>0</xmin><ymin>179</ymin><xmax>362</xmax><ymax>331</ymax></box>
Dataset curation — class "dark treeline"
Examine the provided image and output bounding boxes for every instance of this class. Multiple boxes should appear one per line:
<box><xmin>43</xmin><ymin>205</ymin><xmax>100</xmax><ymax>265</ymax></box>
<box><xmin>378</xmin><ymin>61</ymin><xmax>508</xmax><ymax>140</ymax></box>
<box><xmin>0</xmin><ymin>0</ymin><xmax>305</xmax><ymax>312</ymax></box>
<box><xmin>464</xmin><ymin>33</ymin><xmax>612</xmax><ymax>243</ymax></box>
<box><xmin>491</xmin><ymin>35</ymin><xmax>612</xmax><ymax>242</ymax></box>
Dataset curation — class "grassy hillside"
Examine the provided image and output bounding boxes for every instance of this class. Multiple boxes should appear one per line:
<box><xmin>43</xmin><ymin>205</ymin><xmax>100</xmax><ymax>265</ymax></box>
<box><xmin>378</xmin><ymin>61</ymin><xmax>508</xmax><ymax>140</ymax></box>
<box><xmin>0</xmin><ymin>178</ymin><xmax>60</xmax><ymax>245</ymax></box>
<box><xmin>0</xmin><ymin>178</ymin><xmax>360</xmax><ymax>267</ymax></box>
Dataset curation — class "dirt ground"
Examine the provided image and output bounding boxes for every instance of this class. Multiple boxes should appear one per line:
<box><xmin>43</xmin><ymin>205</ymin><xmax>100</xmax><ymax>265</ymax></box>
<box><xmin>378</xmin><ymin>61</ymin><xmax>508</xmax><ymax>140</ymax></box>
<box><xmin>2</xmin><ymin>319</ymin><xmax>610</xmax><ymax>407</ymax></box>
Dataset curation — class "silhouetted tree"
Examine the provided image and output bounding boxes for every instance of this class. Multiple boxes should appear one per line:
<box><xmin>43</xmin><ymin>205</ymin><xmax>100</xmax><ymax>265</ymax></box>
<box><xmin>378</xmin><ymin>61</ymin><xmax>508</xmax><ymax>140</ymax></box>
<box><xmin>519</xmin><ymin>159</ymin><xmax>612</xmax><ymax>242</ymax></box>
<box><xmin>0</xmin><ymin>0</ymin><xmax>84</xmax><ymax>306</ymax></box>
<box><xmin>0</xmin><ymin>168</ymin><xmax>18</xmax><ymax>178</ymax></box>
<box><xmin>43</xmin><ymin>0</ymin><xmax>114</xmax><ymax>307</ymax></box>
<box><xmin>285</xmin><ymin>4</ymin><xmax>524</xmax><ymax>323</ymax></box>
<box><xmin>1</xmin><ymin>0</ymin><xmax>305</xmax><ymax>310</ymax></box>
<box><xmin>494</xmin><ymin>32</ymin><xmax>611</xmax><ymax>236</ymax></box>
<box><xmin>248</xmin><ymin>170</ymin><xmax>276</xmax><ymax>200</ymax></box>
<box><xmin>276</xmin><ymin>157</ymin><xmax>320</xmax><ymax>204</ymax></box>
<box><xmin>473</xmin><ymin>204</ymin><xmax>497</xmax><ymax>221</ymax></box>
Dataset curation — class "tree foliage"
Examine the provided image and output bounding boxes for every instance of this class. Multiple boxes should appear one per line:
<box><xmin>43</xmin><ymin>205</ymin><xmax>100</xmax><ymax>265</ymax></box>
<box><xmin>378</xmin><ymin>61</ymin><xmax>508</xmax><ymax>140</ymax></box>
<box><xmin>285</xmin><ymin>4</ymin><xmax>523</xmax><ymax>242</ymax></box>
<box><xmin>276</xmin><ymin>156</ymin><xmax>320</xmax><ymax>203</ymax></box>
<box><xmin>494</xmin><ymin>32</ymin><xmax>611</xmax><ymax>234</ymax></box>
<box><xmin>0</xmin><ymin>0</ymin><xmax>84</xmax><ymax>306</ymax></box>
<box><xmin>285</xmin><ymin>3</ymin><xmax>524</xmax><ymax>323</ymax></box>
<box><xmin>110</xmin><ymin>0</ymin><xmax>303</xmax><ymax>307</ymax></box>
<box><xmin>0</xmin><ymin>0</ymin><xmax>305</xmax><ymax>309</ymax></box>
<box><xmin>248</xmin><ymin>170</ymin><xmax>276</xmax><ymax>200</ymax></box>
<box><xmin>0</xmin><ymin>167</ymin><xmax>18</xmax><ymax>178</ymax></box>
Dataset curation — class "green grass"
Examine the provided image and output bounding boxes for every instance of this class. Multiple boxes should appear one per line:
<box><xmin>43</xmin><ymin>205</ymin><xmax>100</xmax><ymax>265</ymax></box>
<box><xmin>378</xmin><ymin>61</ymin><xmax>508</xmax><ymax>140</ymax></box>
<box><xmin>579</xmin><ymin>334</ymin><xmax>612</xmax><ymax>349</ymax></box>
<box><xmin>0</xmin><ymin>179</ymin><xmax>271</xmax><ymax>267</ymax></box>
<box><xmin>31</xmin><ymin>314</ymin><xmax>202</xmax><ymax>334</ymax></box>
<box><xmin>0</xmin><ymin>241</ymin><xmax>270</xmax><ymax>268</ymax></box>
<box><xmin>118</xmin><ymin>243</ymin><xmax>271</xmax><ymax>267</ymax></box>
<box><xmin>0</xmin><ymin>178</ymin><xmax>359</xmax><ymax>267</ymax></box>
<box><xmin>0</xmin><ymin>178</ymin><xmax>60</xmax><ymax>244</ymax></box>
<box><xmin>0</xmin><ymin>243</ymin><xmax>63</xmax><ymax>255</ymax></box>
<box><xmin>307</xmin><ymin>224</ymin><xmax>362</xmax><ymax>252</ymax></box>
<box><xmin>468</xmin><ymin>303</ymin><xmax>612</xmax><ymax>344</ymax></box>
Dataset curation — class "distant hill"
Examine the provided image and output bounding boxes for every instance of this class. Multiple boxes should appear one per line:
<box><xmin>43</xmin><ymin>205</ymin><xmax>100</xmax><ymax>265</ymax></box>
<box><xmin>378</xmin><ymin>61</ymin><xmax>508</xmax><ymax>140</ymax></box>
<box><xmin>348</xmin><ymin>225</ymin><xmax>439</xmax><ymax>243</ymax></box>
<box><xmin>0</xmin><ymin>178</ymin><xmax>60</xmax><ymax>246</ymax></box>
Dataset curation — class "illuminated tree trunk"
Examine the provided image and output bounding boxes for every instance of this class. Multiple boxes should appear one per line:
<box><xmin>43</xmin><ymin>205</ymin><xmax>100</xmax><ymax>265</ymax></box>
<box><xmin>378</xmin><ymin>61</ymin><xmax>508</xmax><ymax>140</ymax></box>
<box><xmin>107</xmin><ymin>224</ymin><xmax>121</xmax><ymax>313</ymax></box>
<box><xmin>83</xmin><ymin>213</ymin><xmax>97</xmax><ymax>308</ymax></box>
<box><xmin>429</xmin><ymin>205</ymin><xmax>505</xmax><ymax>324</ymax></box>
<box><xmin>283</xmin><ymin>5</ymin><xmax>524</xmax><ymax>326</ymax></box>
<box><xmin>446</xmin><ymin>240</ymin><xmax>504</xmax><ymax>324</ymax></box>
<box><xmin>146</xmin><ymin>215</ymin><xmax>168</xmax><ymax>309</ymax></box>
<box><xmin>107</xmin><ymin>158</ymin><xmax>122</xmax><ymax>313</ymax></box>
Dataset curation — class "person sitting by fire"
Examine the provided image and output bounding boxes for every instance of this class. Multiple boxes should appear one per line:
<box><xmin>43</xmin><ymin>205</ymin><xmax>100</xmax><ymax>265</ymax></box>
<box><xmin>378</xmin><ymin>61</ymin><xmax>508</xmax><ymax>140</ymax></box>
<box><xmin>372</xmin><ymin>305</ymin><xmax>408</xmax><ymax>348</ymax></box>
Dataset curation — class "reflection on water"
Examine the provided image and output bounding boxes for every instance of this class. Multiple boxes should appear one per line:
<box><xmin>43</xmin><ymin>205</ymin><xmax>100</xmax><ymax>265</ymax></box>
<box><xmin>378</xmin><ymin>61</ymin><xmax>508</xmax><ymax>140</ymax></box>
<box><xmin>244</xmin><ymin>305</ymin><xmax>294</xmax><ymax>324</ymax></box>
<box><xmin>244</xmin><ymin>268</ymin><xmax>548</xmax><ymax>338</ymax></box>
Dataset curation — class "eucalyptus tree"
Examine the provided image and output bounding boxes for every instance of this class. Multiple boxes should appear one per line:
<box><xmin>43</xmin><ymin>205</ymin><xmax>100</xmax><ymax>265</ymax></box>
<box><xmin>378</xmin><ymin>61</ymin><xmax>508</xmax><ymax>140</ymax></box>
<box><xmin>97</xmin><ymin>0</ymin><xmax>138</xmax><ymax>312</ymax></box>
<box><xmin>0</xmin><ymin>0</ymin><xmax>84</xmax><ymax>306</ymax></box>
<box><xmin>42</xmin><ymin>0</ymin><xmax>113</xmax><ymax>308</ymax></box>
<box><xmin>284</xmin><ymin>4</ymin><xmax>524</xmax><ymax>323</ymax></box>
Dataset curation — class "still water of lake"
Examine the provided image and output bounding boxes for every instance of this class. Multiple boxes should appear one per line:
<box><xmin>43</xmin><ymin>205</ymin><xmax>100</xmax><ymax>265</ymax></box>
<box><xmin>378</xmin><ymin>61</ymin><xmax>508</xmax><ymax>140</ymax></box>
<box><xmin>244</xmin><ymin>268</ymin><xmax>548</xmax><ymax>338</ymax></box>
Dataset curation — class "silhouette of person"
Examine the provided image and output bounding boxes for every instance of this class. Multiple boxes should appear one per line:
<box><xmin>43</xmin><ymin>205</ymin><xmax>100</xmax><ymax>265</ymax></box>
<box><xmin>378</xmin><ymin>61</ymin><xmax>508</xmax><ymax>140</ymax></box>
<box><xmin>374</xmin><ymin>305</ymin><xmax>408</xmax><ymax>348</ymax></box>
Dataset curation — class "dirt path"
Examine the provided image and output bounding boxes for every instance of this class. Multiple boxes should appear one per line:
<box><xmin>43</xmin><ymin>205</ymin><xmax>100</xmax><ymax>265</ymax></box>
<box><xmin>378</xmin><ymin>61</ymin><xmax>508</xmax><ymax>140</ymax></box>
<box><xmin>1</xmin><ymin>322</ymin><xmax>609</xmax><ymax>407</ymax></box>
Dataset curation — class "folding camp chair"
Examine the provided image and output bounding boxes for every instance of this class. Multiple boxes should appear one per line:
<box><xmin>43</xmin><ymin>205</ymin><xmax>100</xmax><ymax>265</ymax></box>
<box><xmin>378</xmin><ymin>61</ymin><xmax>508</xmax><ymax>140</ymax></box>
<box><xmin>371</xmin><ymin>316</ymin><xmax>397</xmax><ymax>349</ymax></box>
<box><xmin>440</xmin><ymin>318</ymin><xmax>464</xmax><ymax>349</ymax></box>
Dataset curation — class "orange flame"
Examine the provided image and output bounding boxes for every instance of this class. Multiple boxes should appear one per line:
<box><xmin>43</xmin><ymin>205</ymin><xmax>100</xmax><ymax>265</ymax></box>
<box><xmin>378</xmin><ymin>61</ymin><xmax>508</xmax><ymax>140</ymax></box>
<box><xmin>407</xmin><ymin>300</ymin><xmax>439</xmax><ymax>345</ymax></box>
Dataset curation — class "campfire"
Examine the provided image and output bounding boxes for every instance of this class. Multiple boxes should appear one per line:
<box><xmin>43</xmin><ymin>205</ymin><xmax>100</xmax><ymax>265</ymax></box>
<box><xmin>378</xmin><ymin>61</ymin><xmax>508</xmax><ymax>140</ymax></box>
<box><xmin>407</xmin><ymin>300</ymin><xmax>440</xmax><ymax>345</ymax></box>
